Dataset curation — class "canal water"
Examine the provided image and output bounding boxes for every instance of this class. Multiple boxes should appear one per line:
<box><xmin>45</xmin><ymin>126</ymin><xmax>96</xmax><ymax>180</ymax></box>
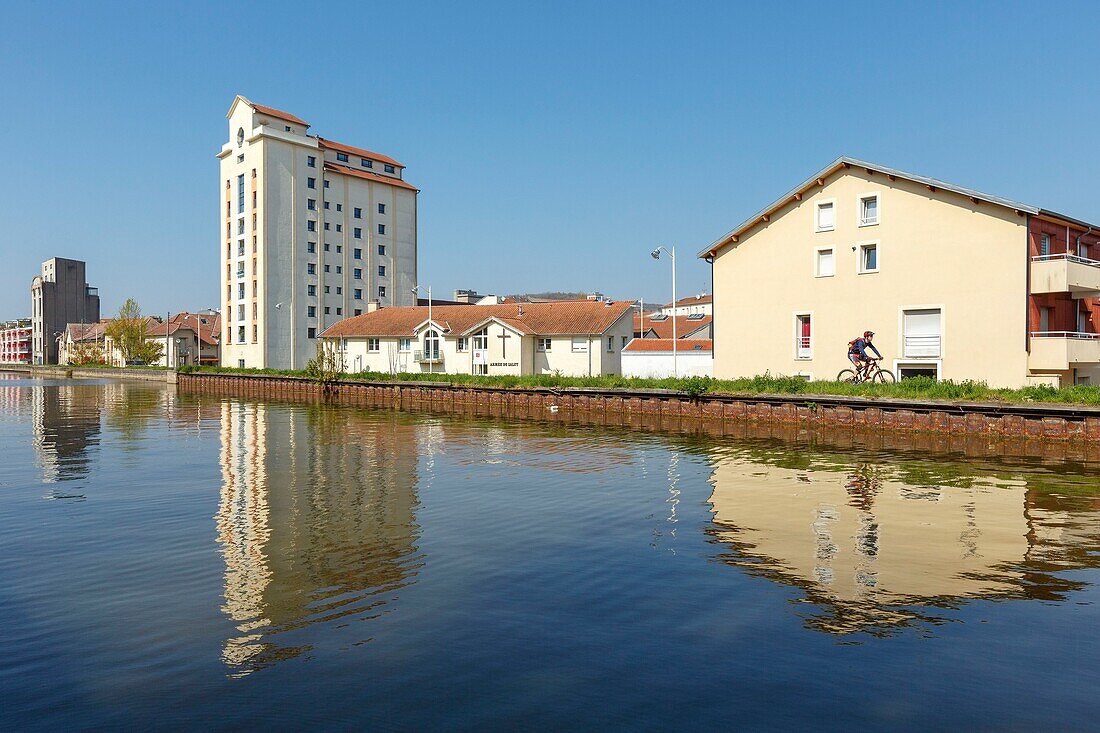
<box><xmin>1</xmin><ymin>374</ymin><xmax>1098</xmax><ymax>730</ymax></box>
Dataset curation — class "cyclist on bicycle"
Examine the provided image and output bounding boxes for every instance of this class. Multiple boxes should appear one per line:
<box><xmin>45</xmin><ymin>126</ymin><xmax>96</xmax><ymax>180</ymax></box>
<box><xmin>848</xmin><ymin>331</ymin><xmax>882</xmax><ymax>378</ymax></box>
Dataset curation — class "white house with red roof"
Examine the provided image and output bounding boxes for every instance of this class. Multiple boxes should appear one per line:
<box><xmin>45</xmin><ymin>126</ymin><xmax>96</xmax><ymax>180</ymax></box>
<box><xmin>321</xmin><ymin>300</ymin><xmax>635</xmax><ymax>377</ymax></box>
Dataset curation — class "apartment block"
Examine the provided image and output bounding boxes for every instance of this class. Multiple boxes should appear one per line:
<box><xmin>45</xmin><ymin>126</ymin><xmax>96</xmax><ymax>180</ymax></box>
<box><xmin>29</xmin><ymin>257</ymin><xmax>101</xmax><ymax>364</ymax></box>
<box><xmin>700</xmin><ymin>157</ymin><xmax>1100</xmax><ymax>388</ymax></box>
<box><xmin>217</xmin><ymin>96</ymin><xmax>418</xmax><ymax>370</ymax></box>
<box><xmin>1</xmin><ymin>319</ymin><xmax>32</xmax><ymax>363</ymax></box>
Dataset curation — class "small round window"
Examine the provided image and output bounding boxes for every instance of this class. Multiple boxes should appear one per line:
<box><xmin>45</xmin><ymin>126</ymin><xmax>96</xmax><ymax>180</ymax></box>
<box><xmin>236</xmin><ymin>127</ymin><xmax>244</xmax><ymax>147</ymax></box>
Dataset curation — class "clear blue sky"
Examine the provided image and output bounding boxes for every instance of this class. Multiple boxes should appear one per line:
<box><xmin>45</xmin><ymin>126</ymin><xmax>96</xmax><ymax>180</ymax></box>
<box><xmin>2</xmin><ymin>1</ymin><xmax>1099</xmax><ymax>319</ymax></box>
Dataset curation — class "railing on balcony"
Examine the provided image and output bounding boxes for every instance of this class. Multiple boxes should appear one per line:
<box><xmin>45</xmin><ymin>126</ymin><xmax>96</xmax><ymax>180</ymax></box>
<box><xmin>1030</xmin><ymin>331</ymin><xmax>1100</xmax><ymax>339</ymax></box>
<box><xmin>904</xmin><ymin>334</ymin><xmax>941</xmax><ymax>358</ymax></box>
<box><xmin>414</xmin><ymin>349</ymin><xmax>443</xmax><ymax>363</ymax></box>
<box><xmin>1032</xmin><ymin>252</ymin><xmax>1100</xmax><ymax>267</ymax></box>
<box><xmin>794</xmin><ymin>336</ymin><xmax>811</xmax><ymax>359</ymax></box>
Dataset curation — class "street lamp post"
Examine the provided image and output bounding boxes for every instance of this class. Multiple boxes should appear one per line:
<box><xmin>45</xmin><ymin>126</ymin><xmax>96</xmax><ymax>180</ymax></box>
<box><xmin>650</xmin><ymin>245</ymin><xmax>677</xmax><ymax>378</ymax></box>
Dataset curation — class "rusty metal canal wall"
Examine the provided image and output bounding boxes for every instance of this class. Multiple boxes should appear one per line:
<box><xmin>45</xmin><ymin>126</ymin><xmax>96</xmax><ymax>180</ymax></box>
<box><xmin>177</xmin><ymin>372</ymin><xmax>1100</xmax><ymax>444</ymax></box>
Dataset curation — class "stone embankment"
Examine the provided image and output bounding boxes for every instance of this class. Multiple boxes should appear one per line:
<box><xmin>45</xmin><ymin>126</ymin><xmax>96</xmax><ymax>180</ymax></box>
<box><xmin>177</xmin><ymin>371</ymin><xmax>1100</xmax><ymax>444</ymax></box>
<box><xmin>0</xmin><ymin>364</ymin><xmax>176</xmax><ymax>383</ymax></box>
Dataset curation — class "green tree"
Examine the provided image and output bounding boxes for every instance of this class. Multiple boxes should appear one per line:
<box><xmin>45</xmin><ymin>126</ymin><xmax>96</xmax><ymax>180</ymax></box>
<box><xmin>305</xmin><ymin>340</ymin><xmax>344</xmax><ymax>388</ymax></box>
<box><xmin>105</xmin><ymin>298</ymin><xmax>164</xmax><ymax>365</ymax></box>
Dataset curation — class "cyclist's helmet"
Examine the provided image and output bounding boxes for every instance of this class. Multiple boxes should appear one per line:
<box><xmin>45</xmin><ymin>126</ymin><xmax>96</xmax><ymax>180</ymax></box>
<box><xmin>864</xmin><ymin>330</ymin><xmax>875</xmax><ymax>338</ymax></box>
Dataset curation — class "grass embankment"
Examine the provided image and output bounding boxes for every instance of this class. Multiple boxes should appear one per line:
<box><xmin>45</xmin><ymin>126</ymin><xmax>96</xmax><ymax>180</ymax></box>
<box><xmin>176</xmin><ymin>365</ymin><xmax>1100</xmax><ymax>407</ymax></box>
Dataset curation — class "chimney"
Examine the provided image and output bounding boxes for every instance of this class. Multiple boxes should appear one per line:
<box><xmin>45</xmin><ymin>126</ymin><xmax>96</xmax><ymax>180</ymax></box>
<box><xmin>366</xmin><ymin>300</ymin><xmax>381</xmax><ymax>313</ymax></box>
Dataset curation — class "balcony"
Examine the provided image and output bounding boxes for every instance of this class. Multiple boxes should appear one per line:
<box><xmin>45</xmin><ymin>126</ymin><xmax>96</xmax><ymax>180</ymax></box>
<box><xmin>414</xmin><ymin>350</ymin><xmax>443</xmax><ymax>364</ymax></box>
<box><xmin>1030</xmin><ymin>254</ymin><xmax>1100</xmax><ymax>297</ymax></box>
<box><xmin>1028</xmin><ymin>332</ymin><xmax>1100</xmax><ymax>371</ymax></box>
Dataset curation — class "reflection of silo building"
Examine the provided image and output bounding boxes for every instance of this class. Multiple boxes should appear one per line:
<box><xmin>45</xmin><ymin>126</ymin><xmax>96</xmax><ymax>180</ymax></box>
<box><xmin>216</xmin><ymin>401</ymin><xmax>422</xmax><ymax>676</ymax></box>
<box><xmin>706</xmin><ymin>453</ymin><xmax>1099</xmax><ymax>635</ymax></box>
<box><xmin>31</xmin><ymin>383</ymin><xmax>103</xmax><ymax>483</ymax></box>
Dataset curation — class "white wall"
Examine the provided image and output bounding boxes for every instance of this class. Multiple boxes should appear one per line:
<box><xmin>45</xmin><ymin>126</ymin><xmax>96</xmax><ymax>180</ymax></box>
<box><xmin>622</xmin><ymin>349</ymin><xmax>713</xmax><ymax>378</ymax></box>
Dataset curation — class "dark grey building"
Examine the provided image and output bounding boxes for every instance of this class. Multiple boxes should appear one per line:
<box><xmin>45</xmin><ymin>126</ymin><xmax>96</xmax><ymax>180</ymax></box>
<box><xmin>30</xmin><ymin>257</ymin><xmax>100</xmax><ymax>364</ymax></box>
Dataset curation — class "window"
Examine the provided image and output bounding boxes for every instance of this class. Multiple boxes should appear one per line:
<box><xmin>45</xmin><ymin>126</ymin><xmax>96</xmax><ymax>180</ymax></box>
<box><xmin>354</xmin><ymin>268</ymin><xmax>363</xmax><ymax>279</ymax></box>
<box><xmin>903</xmin><ymin>308</ymin><xmax>942</xmax><ymax>358</ymax></box>
<box><xmin>815</xmin><ymin>247</ymin><xmax>835</xmax><ymax>277</ymax></box>
<box><xmin>377</xmin><ymin>244</ymin><xmax>386</xmax><ymax>256</ymax></box>
<box><xmin>238</xmin><ymin>219</ymin><xmax>245</xmax><ymax>235</ymax></box>
<box><xmin>354</xmin><ymin>309</ymin><xmax>362</xmax><ymax>316</ymax></box>
<box><xmin>237</xmin><ymin>283</ymin><xmax>245</xmax><ymax>299</ymax></box>
<box><xmin>324</xmin><ymin>264</ymin><xmax>330</xmax><ymax>273</ymax></box>
<box><xmin>324</xmin><ymin>243</ymin><xmax>330</xmax><ymax>251</ymax></box>
<box><xmin>335</xmin><ymin>224</ymin><xmax>342</xmax><ymax>233</ymax></box>
<box><xmin>859</xmin><ymin>194</ymin><xmax>879</xmax><ymax>226</ymax></box>
<box><xmin>795</xmin><ymin>313</ymin><xmax>812</xmax><ymax>359</ymax></box>
<box><xmin>378</xmin><ymin>265</ymin><xmax>386</xmax><ymax>277</ymax></box>
<box><xmin>622</xmin><ymin>336</ymin><xmax>629</xmax><ymax>348</ymax></box>
<box><xmin>859</xmin><ymin>242</ymin><xmax>879</xmax><ymax>273</ymax></box>
<box><xmin>377</xmin><ymin>224</ymin><xmax>386</xmax><ymax>235</ymax></box>
<box><xmin>354</xmin><ymin>207</ymin><xmax>362</xmax><ymax>218</ymax></box>
<box><xmin>238</xmin><ymin>240</ymin><xmax>245</xmax><ymax>256</ymax></box>
<box><xmin>307</xmin><ymin>221</ymin><xmax>316</xmax><ymax>232</ymax></box>
<box><xmin>252</xmin><ymin>191</ymin><xmax>257</xmax><ymax>208</ymax></box>
<box><xmin>335</xmin><ymin>266</ymin><xmax>342</xmax><ymax>274</ymax></box>
<box><xmin>308</xmin><ymin>306</ymin><xmax>316</xmax><ymax>317</ymax></box>
<box><xmin>378</xmin><ymin>286</ymin><xmax>386</xmax><ymax>298</ymax></box>
<box><xmin>324</xmin><ymin>307</ymin><xmax>331</xmax><ymax>315</ymax></box>
<box><xmin>384</xmin><ymin>164</ymin><xmax>395</xmax><ymax>174</ymax></box>
<box><xmin>237</xmin><ymin>304</ymin><xmax>245</xmax><ymax>320</ymax></box>
<box><xmin>367</xmin><ymin>338</ymin><xmax>380</xmax><ymax>353</ymax></box>
<box><xmin>308</xmin><ymin>199</ymin><xmax>316</xmax><ymax>210</ymax></box>
<box><xmin>815</xmin><ymin>200</ymin><xmax>835</xmax><ymax>232</ymax></box>
<box><xmin>308</xmin><ymin>285</ymin><xmax>316</xmax><ymax>296</ymax></box>
<box><xmin>336</xmin><ymin>152</ymin><xmax>349</xmax><ymax>162</ymax></box>
<box><xmin>324</xmin><ymin>223</ymin><xmax>330</xmax><ymax>231</ymax></box>
<box><xmin>324</xmin><ymin>179</ymin><xmax>330</xmax><ymax>188</ymax></box>
<box><xmin>1040</xmin><ymin>233</ymin><xmax>1051</xmax><ymax>259</ymax></box>
<box><xmin>354</xmin><ymin>288</ymin><xmax>362</xmax><ymax>299</ymax></box>
<box><xmin>238</xmin><ymin>358</ymin><xmax>245</xmax><ymax>368</ymax></box>
<box><xmin>307</xmin><ymin>156</ymin><xmax>316</xmax><ymax>168</ymax></box>
<box><xmin>307</xmin><ymin>242</ymin><xmax>316</xmax><ymax>253</ymax></box>
<box><xmin>324</xmin><ymin>286</ymin><xmax>330</xmax><ymax>293</ymax></box>
<box><xmin>285</xmin><ymin>125</ymin><xmax>291</xmax><ymax>132</ymax></box>
<box><xmin>457</xmin><ymin>337</ymin><xmax>468</xmax><ymax>351</ymax></box>
<box><xmin>354</xmin><ymin>248</ymin><xmax>362</xmax><ymax>259</ymax></box>
<box><xmin>324</xmin><ymin>201</ymin><xmax>330</xmax><ymax>210</ymax></box>
<box><xmin>308</xmin><ymin>177</ymin><xmax>316</xmax><ymax>189</ymax></box>
<box><xmin>378</xmin><ymin>203</ymin><xmax>386</xmax><ymax>214</ymax></box>
<box><xmin>252</xmin><ymin>324</ymin><xmax>258</xmax><ymax>343</ymax></box>
<box><xmin>237</xmin><ymin>326</ymin><xmax>245</xmax><ymax>344</ymax></box>
<box><xmin>607</xmin><ymin>337</ymin><xmax>614</xmax><ymax>352</ymax></box>
<box><xmin>571</xmin><ymin>337</ymin><xmax>588</xmax><ymax>353</ymax></box>
<box><xmin>336</xmin><ymin>245</ymin><xmax>342</xmax><ymax>253</ymax></box>
<box><xmin>423</xmin><ymin>330</ymin><xmax>440</xmax><ymax>360</ymax></box>
<box><xmin>336</xmin><ymin>286</ymin><xmax>342</xmax><ymax>294</ymax></box>
<box><xmin>399</xmin><ymin>338</ymin><xmax>411</xmax><ymax>352</ymax></box>
<box><xmin>308</xmin><ymin>327</ymin><xmax>316</xmax><ymax>339</ymax></box>
<box><xmin>336</xmin><ymin>308</ymin><xmax>342</xmax><ymax>316</ymax></box>
<box><xmin>237</xmin><ymin>154</ymin><xmax>244</xmax><ymax>163</ymax></box>
<box><xmin>537</xmin><ymin>338</ymin><xmax>551</xmax><ymax>352</ymax></box>
<box><xmin>336</xmin><ymin>204</ymin><xmax>342</xmax><ymax>212</ymax></box>
<box><xmin>307</xmin><ymin>263</ymin><xmax>316</xmax><ymax>275</ymax></box>
<box><xmin>236</xmin><ymin>128</ymin><xmax>244</xmax><ymax>147</ymax></box>
<box><xmin>354</xmin><ymin>228</ymin><xmax>362</xmax><ymax>239</ymax></box>
<box><xmin>361</xmin><ymin>158</ymin><xmax>372</xmax><ymax>168</ymax></box>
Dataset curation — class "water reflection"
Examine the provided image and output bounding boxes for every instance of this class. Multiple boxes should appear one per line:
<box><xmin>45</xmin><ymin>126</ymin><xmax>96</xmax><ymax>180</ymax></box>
<box><xmin>31</xmin><ymin>382</ymin><xmax>103</xmax><ymax>483</ymax></box>
<box><xmin>216</xmin><ymin>401</ymin><xmax>423</xmax><ymax>676</ymax></box>
<box><xmin>705</xmin><ymin>446</ymin><xmax>1100</xmax><ymax>635</ymax></box>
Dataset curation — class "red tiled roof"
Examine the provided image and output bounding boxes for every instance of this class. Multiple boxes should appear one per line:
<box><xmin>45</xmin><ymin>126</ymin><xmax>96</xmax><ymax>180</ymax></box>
<box><xmin>633</xmin><ymin>314</ymin><xmax>712</xmax><ymax>339</ymax></box>
<box><xmin>251</xmin><ymin>103</ymin><xmax>310</xmax><ymax>127</ymax></box>
<box><xmin>323</xmin><ymin>162</ymin><xmax>418</xmax><ymax>192</ymax></box>
<box><xmin>624</xmin><ymin>338</ymin><xmax>712</xmax><ymax>352</ymax></box>
<box><xmin>322</xmin><ymin>300</ymin><xmax>635</xmax><ymax>339</ymax></box>
<box><xmin>147</xmin><ymin>312</ymin><xmax>222</xmax><ymax>345</ymax></box>
<box><xmin>318</xmin><ymin>137</ymin><xmax>404</xmax><ymax>168</ymax></box>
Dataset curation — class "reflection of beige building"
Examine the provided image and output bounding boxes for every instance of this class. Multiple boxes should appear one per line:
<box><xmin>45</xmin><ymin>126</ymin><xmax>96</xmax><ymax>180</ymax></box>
<box><xmin>701</xmin><ymin>157</ymin><xmax>1100</xmax><ymax>387</ymax></box>
<box><xmin>217</xmin><ymin>96</ymin><xmax>418</xmax><ymax>371</ymax></box>
<box><xmin>216</xmin><ymin>401</ymin><xmax>421</xmax><ymax>675</ymax></box>
<box><xmin>707</xmin><ymin>452</ymin><xmax>1100</xmax><ymax>634</ymax></box>
<box><xmin>321</xmin><ymin>299</ymin><xmax>635</xmax><ymax>377</ymax></box>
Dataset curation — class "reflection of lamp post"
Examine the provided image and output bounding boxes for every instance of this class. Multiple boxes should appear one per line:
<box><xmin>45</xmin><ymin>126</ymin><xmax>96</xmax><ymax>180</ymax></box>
<box><xmin>650</xmin><ymin>246</ymin><xmax>677</xmax><ymax>377</ymax></box>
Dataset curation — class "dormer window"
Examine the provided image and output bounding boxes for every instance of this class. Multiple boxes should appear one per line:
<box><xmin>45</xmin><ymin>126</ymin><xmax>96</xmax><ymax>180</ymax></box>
<box><xmin>384</xmin><ymin>164</ymin><xmax>396</xmax><ymax>174</ymax></box>
<box><xmin>236</xmin><ymin>128</ymin><xmax>244</xmax><ymax>147</ymax></box>
<box><xmin>336</xmin><ymin>152</ymin><xmax>349</xmax><ymax>162</ymax></box>
<box><xmin>361</xmin><ymin>158</ymin><xmax>372</xmax><ymax>168</ymax></box>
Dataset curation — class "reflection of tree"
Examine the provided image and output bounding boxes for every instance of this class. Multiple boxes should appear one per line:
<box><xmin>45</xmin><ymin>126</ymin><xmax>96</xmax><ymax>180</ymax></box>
<box><xmin>217</xmin><ymin>401</ymin><xmax>423</xmax><ymax>677</ymax></box>
<box><xmin>103</xmin><ymin>383</ymin><xmax>162</xmax><ymax>448</ymax></box>
<box><xmin>705</xmin><ymin>445</ymin><xmax>1100</xmax><ymax>637</ymax></box>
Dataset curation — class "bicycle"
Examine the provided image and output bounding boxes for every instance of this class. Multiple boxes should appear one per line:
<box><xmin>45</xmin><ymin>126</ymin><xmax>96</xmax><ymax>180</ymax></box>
<box><xmin>837</xmin><ymin>357</ymin><xmax>895</xmax><ymax>384</ymax></box>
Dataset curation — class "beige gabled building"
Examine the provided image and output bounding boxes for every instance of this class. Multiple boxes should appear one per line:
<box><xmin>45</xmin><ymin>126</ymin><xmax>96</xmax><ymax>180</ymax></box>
<box><xmin>700</xmin><ymin>157</ymin><xmax>1100</xmax><ymax>388</ymax></box>
<box><xmin>321</xmin><ymin>299</ymin><xmax>635</xmax><ymax>377</ymax></box>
